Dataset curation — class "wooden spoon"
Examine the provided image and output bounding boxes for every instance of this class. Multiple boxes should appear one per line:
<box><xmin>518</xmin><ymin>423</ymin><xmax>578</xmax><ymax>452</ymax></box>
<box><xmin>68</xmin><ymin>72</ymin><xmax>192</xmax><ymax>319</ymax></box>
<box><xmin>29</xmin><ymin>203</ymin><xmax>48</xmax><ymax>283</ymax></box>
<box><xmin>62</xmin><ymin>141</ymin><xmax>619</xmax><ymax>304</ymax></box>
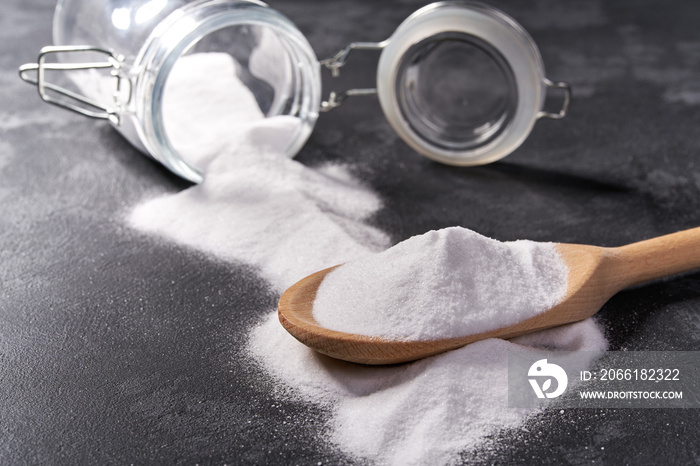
<box><xmin>278</xmin><ymin>227</ymin><xmax>700</xmax><ymax>365</ymax></box>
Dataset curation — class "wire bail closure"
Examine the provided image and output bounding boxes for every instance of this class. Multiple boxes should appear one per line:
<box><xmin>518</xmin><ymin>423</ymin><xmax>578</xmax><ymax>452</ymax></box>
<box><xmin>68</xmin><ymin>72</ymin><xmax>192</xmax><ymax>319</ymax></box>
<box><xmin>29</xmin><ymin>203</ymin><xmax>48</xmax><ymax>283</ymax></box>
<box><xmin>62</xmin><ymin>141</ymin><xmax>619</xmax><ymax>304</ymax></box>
<box><xmin>319</xmin><ymin>41</ymin><xmax>572</xmax><ymax>121</ymax></box>
<box><xmin>19</xmin><ymin>46</ymin><xmax>128</xmax><ymax>125</ymax></box>
<box><xmin>538</xmin><ymin>78</ymin><xmax>572</xmax><ymax>120</ymax></box>
<box><xmin>319</xmin><ymin>41</ymin><xmax>387</xmax><ymax>112</ymax></box>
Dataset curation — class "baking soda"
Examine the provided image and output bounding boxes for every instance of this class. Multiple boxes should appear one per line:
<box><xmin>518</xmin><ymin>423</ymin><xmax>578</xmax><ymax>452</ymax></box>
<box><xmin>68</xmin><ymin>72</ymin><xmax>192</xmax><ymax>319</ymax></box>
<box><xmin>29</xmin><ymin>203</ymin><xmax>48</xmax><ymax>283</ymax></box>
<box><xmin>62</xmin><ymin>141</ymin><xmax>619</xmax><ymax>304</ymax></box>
<box><xmin>313</xmin><ymin>226</ymin><xmax>568</xmax><ymax>340</ymax></box>
<box><xmin>128</xmin><ymin>52</ymin><xmax>607</xmax><ymax>465</ymax></box>
<box><xmin>162</xmin><ymin>52</ymin><xmax>265</xmax><ymax>167</ymax></box>
<box><xmin>131</xmin><ymin>56</ymin><xmax>388</xmax><ymax>292</ymax></box>
<box><xmin>248</xmin><ymin>312</ymin><xmax>606</xmax><ymax>465</ymax></box>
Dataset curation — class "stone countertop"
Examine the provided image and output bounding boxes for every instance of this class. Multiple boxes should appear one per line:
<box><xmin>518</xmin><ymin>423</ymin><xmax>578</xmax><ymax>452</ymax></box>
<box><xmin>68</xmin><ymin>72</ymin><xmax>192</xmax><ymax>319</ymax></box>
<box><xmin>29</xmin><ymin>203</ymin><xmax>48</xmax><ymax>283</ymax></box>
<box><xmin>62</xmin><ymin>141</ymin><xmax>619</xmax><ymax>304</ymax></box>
<box><xmin>2</xmin><ymin>0</ymin><xmax>699</xmax><ymax>463</ymax></box>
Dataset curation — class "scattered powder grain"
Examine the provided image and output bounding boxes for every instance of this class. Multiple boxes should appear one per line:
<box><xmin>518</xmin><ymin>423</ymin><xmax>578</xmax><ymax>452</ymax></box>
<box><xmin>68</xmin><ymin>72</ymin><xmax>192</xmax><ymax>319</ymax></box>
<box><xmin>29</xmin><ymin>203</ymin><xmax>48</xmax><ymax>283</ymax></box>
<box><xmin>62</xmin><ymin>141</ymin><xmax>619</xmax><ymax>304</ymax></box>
<box><xmin>313</xmin><ymin>226</ymin><xmax>568</xmax><ymax>341</ymax></box>
<box><xmin>128</xmin><ymin>52</ymin><xmax>608</xmax><ymax>465</ymax></box>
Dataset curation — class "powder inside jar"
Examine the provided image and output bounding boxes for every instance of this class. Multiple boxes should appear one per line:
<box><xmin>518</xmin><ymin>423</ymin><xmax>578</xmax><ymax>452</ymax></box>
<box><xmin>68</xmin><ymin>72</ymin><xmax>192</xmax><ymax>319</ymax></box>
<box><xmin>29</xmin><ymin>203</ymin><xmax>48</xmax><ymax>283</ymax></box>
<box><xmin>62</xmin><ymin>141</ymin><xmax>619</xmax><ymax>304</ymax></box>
<box><xmin>313</xmin><ymin>226</ymin><xmax>568</xmax><ymax>340</ymax></box>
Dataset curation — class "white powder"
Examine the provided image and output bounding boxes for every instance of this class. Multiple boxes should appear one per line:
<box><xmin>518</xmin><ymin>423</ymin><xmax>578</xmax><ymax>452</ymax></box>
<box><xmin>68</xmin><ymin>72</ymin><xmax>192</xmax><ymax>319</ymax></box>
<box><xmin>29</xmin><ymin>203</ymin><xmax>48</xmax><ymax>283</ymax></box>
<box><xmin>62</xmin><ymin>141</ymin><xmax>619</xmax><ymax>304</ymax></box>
<box><xmin>248</xmin><ymin>313</ymin><xmax>607</xmax><ymax>466</ymax></box>
<box><xmin>313</xmin><ymin>226</ymin><xmax>568</xmax><ymax>341</ymax></box>
<box><xmin>130</xmin><ymin>115</ymin><xmax>389</xmax><ymax>291</ymax></box>
<box><xmin>128</xmin><ymin>52</ymin><xmax>608</xmax><ymax>465</ymax></box>
<box><xmin>132</xmin><ymin>56</ymin><xmax>389</xmax><ymax>292</ymax></box>
<box><xmin>162</xmin><ymin>52</ymin><xmax>265</xmax><ymax>167</ymax></box>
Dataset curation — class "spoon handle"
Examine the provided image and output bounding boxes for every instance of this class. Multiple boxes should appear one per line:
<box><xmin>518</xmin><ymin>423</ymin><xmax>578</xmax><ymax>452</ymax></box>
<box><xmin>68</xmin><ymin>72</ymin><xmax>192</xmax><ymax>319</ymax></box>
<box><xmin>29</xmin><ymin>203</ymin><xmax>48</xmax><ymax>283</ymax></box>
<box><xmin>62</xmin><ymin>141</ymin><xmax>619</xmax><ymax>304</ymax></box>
<box><xmin>614</xmin><ymin>226</ymin><xmax>700</xmax><ymax>287</ymax></box>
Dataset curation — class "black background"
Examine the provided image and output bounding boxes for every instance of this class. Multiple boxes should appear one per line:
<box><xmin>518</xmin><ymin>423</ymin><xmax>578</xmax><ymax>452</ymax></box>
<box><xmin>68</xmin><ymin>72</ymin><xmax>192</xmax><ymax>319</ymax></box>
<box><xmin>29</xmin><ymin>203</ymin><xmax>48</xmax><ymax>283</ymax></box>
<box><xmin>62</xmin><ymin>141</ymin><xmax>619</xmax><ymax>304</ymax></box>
<box><xmin>2</xmin><ymin>0</ymin><xmax>700</xmax><ymax>464</ymax></box>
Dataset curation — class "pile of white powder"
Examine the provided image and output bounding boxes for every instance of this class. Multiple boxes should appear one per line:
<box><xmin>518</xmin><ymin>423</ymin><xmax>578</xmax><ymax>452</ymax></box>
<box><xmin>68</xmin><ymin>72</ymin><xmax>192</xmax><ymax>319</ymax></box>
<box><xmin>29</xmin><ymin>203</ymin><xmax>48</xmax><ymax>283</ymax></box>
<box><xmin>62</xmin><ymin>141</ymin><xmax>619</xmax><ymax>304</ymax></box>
<box><xmin>249</xmin><ymin>316</ymin><xmax>606</xmax><ymax>465</ymax></box>
<box><xmin>129</xmin><ymin>51</ymin><xmax>607</xmax><ymax>465</ymax></box>
<box><xmin>313</xmin><ymin>226</ymin><xmax>568</xmax><ymax>341</ymax></box>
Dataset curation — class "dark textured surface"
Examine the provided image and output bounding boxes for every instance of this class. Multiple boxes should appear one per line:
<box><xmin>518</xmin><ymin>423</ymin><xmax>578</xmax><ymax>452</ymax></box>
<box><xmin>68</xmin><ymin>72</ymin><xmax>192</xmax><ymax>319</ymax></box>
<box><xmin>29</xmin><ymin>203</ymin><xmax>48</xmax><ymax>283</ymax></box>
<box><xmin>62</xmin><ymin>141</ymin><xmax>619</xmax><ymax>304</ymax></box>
<box><xmin>2</xmin><ymin>0</ymin><xmax>700</xmax><ymax>464</ymax></box>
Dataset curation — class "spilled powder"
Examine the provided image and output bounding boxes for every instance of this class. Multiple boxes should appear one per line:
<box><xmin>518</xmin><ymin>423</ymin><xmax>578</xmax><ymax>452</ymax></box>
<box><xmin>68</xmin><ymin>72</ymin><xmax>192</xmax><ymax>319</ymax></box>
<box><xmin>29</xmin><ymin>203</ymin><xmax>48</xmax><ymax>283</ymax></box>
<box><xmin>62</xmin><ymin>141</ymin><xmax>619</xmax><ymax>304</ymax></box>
<box><xmin>248</xmin><ymin>316</ymin><xmax>606</xmax><ymax>465</ymax></box>
<box><xmin>313</xmin><ymin>226</ymin><xmax>568</xmax><ymax>340</ymax></box>
<box><xmin>128</xmin><ymin>52</ymin><xmax>608</xmax><ymax>465</ymax></box>
<box><xmin>131</xmin><ymin>54</ymin><xmax>388</xmax><ymax>290</ymax></box>
<box><xmin>130</xmin><ymin>115</ymin><xmax>388</xmax><ymax>291</ymax></box>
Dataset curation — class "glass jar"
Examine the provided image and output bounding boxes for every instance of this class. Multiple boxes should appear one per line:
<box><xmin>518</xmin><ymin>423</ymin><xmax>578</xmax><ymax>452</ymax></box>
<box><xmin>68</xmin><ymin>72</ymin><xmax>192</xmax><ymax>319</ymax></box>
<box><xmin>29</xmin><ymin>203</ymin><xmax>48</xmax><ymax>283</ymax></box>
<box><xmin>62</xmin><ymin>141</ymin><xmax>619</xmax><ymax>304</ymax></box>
<box><xmin>19</xmin><ymin>0</ymin><xmax>570</xmax><ymax>182</ymax></box>
<box><xmin>20</xmin><ymin>0</ymin><xmax>320</xmax><ymax>183</ymax></box>
<box><xmin>376</xmin><ymin>1</ymin><xmax>571</xmax><ymax>166</ymax></box>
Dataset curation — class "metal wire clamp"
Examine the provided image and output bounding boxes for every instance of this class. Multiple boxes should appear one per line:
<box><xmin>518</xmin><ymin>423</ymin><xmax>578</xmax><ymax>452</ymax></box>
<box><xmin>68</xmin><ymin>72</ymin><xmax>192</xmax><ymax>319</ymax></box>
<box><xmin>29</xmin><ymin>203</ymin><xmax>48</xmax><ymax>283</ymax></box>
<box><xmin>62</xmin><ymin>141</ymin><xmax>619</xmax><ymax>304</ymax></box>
<box><xmin>538</xmin><ymin>78</ymin><xmax>572</xmax><ymax>120</ymax></box>
<box><xmin>319</xmin><ymin>41</ymin><xmax>388</xmax><ymax>112</ymax></box>
<box><xmin>19</xmin><ymin>46</ymin><xmax>128</xmax><ymax>125</ymax></box>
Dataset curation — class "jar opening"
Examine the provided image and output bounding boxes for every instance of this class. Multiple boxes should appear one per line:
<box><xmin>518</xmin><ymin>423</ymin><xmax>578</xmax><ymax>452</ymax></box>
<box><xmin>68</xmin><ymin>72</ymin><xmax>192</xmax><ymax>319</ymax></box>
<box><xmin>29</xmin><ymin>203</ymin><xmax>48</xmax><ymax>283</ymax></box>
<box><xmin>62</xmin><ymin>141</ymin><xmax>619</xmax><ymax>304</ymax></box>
<box><xmin>161</xmin><ymin>22</ymin><xmax>313</xmax><ymax>169</ymax></box>
<box><xmin>395</xmin><ymin>32</ymin><xmax>517</xmax><ymax>152</ymax></box>
<box><xmin>134</xmin><ymin>2</ymin><xmax>320</xmax><ymax>183</ymax></box>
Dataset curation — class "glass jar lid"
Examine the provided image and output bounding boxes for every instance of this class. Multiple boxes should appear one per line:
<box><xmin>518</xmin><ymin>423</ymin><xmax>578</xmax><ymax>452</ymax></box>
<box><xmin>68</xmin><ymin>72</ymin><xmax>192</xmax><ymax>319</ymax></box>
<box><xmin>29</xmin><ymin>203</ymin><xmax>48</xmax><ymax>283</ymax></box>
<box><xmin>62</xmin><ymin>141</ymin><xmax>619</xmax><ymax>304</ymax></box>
<box><xmin>375</xmin><ymin>1</ymin><xmax>570</xmax><ymax>165</ymax></box>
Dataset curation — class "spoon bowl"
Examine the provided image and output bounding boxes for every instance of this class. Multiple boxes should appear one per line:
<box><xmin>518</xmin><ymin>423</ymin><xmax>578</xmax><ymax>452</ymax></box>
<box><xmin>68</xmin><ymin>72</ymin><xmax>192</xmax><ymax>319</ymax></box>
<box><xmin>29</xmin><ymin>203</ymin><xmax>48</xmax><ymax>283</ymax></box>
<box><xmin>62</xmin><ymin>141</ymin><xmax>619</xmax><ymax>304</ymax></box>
<box><xmin>279</xmin><ymin>227</ymin><xmax>700</xmax><ymax>364</ymax></box>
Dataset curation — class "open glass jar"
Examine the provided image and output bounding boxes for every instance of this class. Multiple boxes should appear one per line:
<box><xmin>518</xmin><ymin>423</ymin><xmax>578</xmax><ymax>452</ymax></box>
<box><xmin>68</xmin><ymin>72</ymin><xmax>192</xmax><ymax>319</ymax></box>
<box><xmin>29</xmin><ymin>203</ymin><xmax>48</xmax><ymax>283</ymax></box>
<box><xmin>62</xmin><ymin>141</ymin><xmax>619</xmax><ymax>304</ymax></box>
<box><xmin>20</xmin><ymin>0</ymin><xmax>571</xmax><ymax>183</ymax></box>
